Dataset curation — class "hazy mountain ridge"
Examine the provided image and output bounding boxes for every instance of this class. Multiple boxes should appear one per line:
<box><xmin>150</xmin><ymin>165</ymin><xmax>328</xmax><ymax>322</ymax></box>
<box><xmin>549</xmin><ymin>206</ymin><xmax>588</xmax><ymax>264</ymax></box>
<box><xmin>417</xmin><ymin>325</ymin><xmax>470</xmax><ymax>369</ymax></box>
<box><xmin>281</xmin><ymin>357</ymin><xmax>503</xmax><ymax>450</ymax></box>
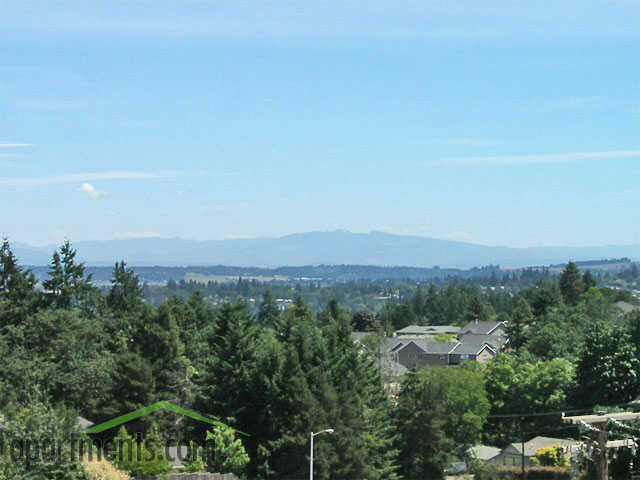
<box><xmin>12</xmin><ymin>230</ymin><xmax>640</xmax><ymax>268</ymax></box>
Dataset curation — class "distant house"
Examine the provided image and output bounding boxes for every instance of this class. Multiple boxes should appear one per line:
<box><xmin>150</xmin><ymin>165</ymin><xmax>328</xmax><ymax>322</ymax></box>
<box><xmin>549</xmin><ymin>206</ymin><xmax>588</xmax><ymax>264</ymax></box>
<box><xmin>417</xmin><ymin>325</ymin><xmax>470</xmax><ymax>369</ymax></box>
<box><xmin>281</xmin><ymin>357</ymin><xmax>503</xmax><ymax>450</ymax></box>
<box><xmin>449</xmin><ymin>342</ymin><xmax>496</xmax><ymax>365</ymax></box>
<box><xmin>468</xmin><ymin>445</ymin><xmax>502</xmax><ymax>465</ymax></box>
<box><xmin>460</xmin><ymin>320</ymin><xmax>507</xmax><ymax>336</ymax></box>
<box><xmin>389</xmin><ymin>339</ymin><xmax>497</xmax><ymax>369</ymax></box>
<box><xmin>492</xmin><ymin>436</ymin><xmax>581</xmax><ymax>467</ymax></box>
<box><xmin>352</xmin><ymin>320</ymin><xmax>509</xmax><ymax>377</ymax></box>
<box><xmin>393</xmin><ymin>340</ymin><xmax>460</xmax><ymax>368</ymax></box>
<box><xmin>394</xmin><ymin>325</ymin><xmax>460</xmax><ymax>338</ymax></box>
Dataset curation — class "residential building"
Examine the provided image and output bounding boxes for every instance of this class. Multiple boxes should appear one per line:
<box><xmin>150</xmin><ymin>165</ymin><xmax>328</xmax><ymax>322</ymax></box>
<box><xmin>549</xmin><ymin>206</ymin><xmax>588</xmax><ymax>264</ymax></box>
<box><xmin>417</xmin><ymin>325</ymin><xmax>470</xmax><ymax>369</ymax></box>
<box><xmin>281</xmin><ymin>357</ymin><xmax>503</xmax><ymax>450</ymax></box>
<box><xmin>467</xmin><ymin>445</ymin><xmax>502</xmax><ymax>465</ymax></box>
<box><xmin>492</xmin><ymin>436</ymin><xmax>581</xmax><ymax>467</ymax></box>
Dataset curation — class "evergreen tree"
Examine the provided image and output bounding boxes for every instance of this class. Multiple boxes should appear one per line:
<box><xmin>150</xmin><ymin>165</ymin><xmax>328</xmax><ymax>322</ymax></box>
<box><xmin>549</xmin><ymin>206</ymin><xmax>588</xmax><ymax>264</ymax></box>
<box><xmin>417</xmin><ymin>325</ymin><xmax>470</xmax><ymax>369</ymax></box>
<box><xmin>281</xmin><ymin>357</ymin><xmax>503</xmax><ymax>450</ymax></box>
<box><xmin>0</xmin><ymin>238</ymin><xmax>38</xmax><ymax>326</ymax></box>
<box><xmin>42</xmin><ymin>240</ymin><xmax>95</xmax><ymax>310</ymax></box>
<box><xmin>395</xmin><ymin>369</ymin><xmax>452</xmax><ymax>480</ymax></box>
<box><xmin>583</xmin><ymin>270</ymin><xmax>597</xmax><ymax>290</ymax></box>
<box><xmin>507</xmin><ymin>295</ymin><xmax>533</xmax><ymax>350</ymax></box>
<box><xmin>257</xmin><ymin>290</ymin><xmax>279</xmax><ymax>328</ymax></box>
<box><xmin>204</xmin><ymin>424</ymin><xmax>250</xmax><ymax>475</ymax></box>
<box><xmin>559</xmin><ymin>261</ymin><xmax>586</xmax><ymax>306</ymax></box>
<box><xmin>107</xmin><ymin>261</ymin><xmax>143</xmax><ymax>314</ymax></box>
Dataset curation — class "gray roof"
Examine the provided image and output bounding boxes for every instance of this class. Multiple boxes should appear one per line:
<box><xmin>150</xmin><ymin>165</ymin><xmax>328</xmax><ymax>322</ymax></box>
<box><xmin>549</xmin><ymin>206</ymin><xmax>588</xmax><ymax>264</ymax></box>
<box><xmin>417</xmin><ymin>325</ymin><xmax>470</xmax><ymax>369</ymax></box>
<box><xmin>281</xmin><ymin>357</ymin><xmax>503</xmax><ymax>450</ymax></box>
<box><xmin>395</xmin><ymin>325</ymin><xmax>460</xmax><ymax>336</ymax></box>
<box><xmin>506</xmin><ymin>436</ymin><xmax>580</xmax><ymax>457</ymax></box>
<box><xmin>458</xmin><ymin>333</ymin><xmax>508</xmax><ymax>351</ymax></box>
<box><xmin>400</xmin><ymin>339</ymin><xmax>460</xmax><ymax>354</ymax></box>
<box><xmin>451</xmin><ymin>342</ymin><xmax>495</xmax><ymax>355</ymax></box>
<box><xmin>383</xmin><ymin>337</ymin><xmax>409</xmax><ymax>351</ymax></box>
<box><xmin>469</xmin><ymin>445</ymin><xmax>502</xmax><ymax>461</ymax></box>
<box><xmin>460</xmin><ymin>321</ymin><xmax>506</xmax><ymax>335</ymax></box>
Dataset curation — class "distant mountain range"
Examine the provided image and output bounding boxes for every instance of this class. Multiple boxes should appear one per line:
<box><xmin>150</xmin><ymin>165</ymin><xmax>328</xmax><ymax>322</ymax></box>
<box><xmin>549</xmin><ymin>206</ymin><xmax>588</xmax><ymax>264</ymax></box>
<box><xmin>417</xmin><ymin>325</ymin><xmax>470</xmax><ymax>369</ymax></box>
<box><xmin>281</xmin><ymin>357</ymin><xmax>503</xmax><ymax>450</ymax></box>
<box><xmin>12</xmin><ymin>230</ymin><xmax>640</xmax><ymax>268</ymax></box>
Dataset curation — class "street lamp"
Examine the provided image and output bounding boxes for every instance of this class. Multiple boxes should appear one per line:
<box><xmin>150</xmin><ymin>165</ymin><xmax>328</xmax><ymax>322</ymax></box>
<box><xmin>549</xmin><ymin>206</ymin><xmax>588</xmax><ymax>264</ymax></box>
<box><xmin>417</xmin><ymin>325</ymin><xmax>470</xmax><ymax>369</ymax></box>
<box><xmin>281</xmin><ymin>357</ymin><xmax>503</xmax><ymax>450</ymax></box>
<box><xmin>310</xmin><ymin>429</ymin><xmax>334</xmax><ymax>480</ymax></box>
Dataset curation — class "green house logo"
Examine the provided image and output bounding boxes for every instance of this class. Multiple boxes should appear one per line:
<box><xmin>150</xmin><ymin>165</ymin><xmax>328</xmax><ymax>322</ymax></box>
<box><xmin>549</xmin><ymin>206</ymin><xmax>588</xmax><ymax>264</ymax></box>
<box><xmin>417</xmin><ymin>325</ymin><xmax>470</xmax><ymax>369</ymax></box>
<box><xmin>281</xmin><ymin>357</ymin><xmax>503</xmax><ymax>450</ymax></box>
<box><xmin>87</xmin><ymin>401</ymin><xmax>245</xmax><ymax>435</ymax></box>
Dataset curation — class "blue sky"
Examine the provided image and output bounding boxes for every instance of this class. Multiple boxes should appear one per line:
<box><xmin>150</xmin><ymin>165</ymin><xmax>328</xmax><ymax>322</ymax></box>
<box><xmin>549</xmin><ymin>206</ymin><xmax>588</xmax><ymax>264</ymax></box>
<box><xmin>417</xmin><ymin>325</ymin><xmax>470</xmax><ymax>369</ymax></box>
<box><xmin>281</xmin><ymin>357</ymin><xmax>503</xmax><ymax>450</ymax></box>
<box><xmin>2</xmin><ymin>1</ymin><xmax>640</xmax><ymax>247</ymax></box>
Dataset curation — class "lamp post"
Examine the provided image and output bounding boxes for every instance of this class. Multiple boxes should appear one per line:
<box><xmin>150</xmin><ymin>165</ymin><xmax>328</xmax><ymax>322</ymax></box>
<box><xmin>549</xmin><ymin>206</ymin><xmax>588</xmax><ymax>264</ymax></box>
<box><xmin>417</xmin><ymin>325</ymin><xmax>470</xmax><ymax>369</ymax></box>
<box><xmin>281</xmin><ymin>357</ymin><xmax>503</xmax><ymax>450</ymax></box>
<box><xmin>310</xmin><ymin>429</ymin><xmax>334</xmax><ymax>480</ymax></box>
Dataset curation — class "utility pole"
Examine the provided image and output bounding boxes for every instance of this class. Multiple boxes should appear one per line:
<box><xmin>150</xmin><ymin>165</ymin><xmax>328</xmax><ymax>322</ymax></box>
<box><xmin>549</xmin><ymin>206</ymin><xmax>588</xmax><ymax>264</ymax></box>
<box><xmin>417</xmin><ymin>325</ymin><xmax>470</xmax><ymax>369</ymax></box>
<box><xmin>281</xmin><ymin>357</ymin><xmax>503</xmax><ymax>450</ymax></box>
<box><xmin>520</xmin><ymin>418</ymin><xmax>525</xmax><ymax>477</ymax></box>
<box><xmin>562</xmin><ymin>412</ymin><xmax>640</xmax><ymax>480</ymax></box>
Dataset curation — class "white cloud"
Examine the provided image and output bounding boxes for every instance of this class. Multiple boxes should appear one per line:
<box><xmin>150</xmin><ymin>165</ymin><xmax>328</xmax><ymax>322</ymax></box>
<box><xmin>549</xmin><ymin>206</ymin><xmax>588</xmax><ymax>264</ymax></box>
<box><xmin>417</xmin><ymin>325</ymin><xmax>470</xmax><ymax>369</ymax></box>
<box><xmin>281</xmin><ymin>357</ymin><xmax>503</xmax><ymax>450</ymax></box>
<box><xmin>78</xmin><ymin>182</ymin><xmax>106</xmax><ymax>199</ymax></box>
<box><xmin>0</xmin><ymin>143</ymin><xmax>32</xmax><ymax>148</ymax></box>
<box><xmin>0</xmin><ymin>170</ymin><xmax>182</xmax><ymax>187</ymax></box>
<box><xmin>433</xmin><ymin>150</ymin><xmax>640</xmax><ymax>166</ymax></box>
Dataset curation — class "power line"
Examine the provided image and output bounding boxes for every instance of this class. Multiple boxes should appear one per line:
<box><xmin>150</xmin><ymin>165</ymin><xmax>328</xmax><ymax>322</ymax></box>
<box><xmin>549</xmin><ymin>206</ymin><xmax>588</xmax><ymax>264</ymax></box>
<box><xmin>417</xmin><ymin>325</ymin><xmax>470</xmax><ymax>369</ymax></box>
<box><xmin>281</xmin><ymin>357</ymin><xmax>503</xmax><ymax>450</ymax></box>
<box><xmin>486</xmin><ymin>401</ymin><xmax>640</xmax><ymax>420</ymax></box>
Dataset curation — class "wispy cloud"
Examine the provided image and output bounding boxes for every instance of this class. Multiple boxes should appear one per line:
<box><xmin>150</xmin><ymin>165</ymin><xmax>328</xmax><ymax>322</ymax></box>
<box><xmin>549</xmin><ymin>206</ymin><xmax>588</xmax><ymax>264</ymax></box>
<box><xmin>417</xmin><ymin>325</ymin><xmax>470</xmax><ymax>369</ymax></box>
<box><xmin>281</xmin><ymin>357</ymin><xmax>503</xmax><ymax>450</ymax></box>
<box><xmin>0</xmin><ymin>143</ymin><xmax>32</xmax><ymax>148</ymax></box>
<box><xmin>0</xmin><ymin>170</ymin><xmax>183</xmax><ymax>187</ymax></box>
<box><xmin>78</xmin><ymin>182</ymin><xmax>107</xmax><ymax>199</ymax></box>
<box><xmin>433</xmin><ymin>150</ymin><xmax>640</xmax><ymax>167</ymax></box>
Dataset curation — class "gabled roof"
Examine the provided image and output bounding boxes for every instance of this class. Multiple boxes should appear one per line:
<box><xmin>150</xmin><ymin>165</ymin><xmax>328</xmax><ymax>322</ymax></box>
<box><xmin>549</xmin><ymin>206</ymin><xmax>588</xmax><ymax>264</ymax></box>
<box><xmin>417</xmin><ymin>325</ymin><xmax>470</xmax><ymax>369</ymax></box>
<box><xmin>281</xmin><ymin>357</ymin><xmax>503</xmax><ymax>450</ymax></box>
<box><xmin>397</xmin><ymin>339</ymin><xmax>460</xmax><ymax>355</ymax></box>
<box><xmin>384</xmin><ymin>337</ymin><xmax>407</xmax><ymax>352</ymax></box>
<box><xmin>460</xmin><ymin>320</ymin><xmax>506</xmax><ymax>335</ymax></box>
<box><xmin>451</xmin><ymin>342</ymin><xmax>496</xmax><ymax>356</ymax></box>
<box><xmin>504</xmin><ymin>436</ymin><xmax>580</xmax><ymax>457</ymax></box>
<box><xmin>469</xmin><ymin>445</ymin><xmax>502</xmax><ymax>461</ymax></box>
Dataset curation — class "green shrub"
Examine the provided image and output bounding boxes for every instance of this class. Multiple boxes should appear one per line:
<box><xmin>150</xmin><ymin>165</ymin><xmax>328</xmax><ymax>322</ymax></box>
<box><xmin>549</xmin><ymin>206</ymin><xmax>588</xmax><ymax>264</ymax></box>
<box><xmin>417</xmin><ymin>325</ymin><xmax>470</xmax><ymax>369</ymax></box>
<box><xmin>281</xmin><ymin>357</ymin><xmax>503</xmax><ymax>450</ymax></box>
<box><xmin>532</xmin><ymin>445</ymin><xmax>570</xmax><ymax>467</ymax></box>
<box><xmin>0</xmin><ymin>403</ymin><xmax>90</xmax><ymax>480</ymax></box>
<box><xmin>111</xmin><ymin>425</ymin><xmax>171</xmax><ymax>478</ymax></box>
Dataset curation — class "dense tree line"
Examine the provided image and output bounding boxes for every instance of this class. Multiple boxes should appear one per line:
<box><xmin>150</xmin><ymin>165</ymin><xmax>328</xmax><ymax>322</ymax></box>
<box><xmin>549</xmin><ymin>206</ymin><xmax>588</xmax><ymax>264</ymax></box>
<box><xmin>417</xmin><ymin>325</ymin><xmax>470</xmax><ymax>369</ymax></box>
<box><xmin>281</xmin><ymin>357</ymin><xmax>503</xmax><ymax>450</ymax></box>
<box><xmin>3</xmin><ymin>238</ymin><xmax>640</xmax><ymax>479</ymax></box>
<box><xmin>0</xmin><ymin>240</ymin><xmax>400</xmax><ymax>479</ymax></box>
<box><xmin>141</xmin><ymin>266</ymin><xmax>561</xmax><ymax>312</ymax></box>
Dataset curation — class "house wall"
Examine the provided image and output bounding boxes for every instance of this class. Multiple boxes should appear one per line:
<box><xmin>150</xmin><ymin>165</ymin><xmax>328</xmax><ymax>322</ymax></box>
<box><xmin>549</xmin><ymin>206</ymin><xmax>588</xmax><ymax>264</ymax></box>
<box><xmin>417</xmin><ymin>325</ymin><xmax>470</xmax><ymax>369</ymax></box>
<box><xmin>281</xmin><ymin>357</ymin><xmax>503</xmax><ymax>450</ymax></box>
<box><xmin>449</xmin><ymin>354</ymin><xmax>476</xmax><ymax>365</ymax></box>
<box><xmin>476</xmin><ymin>348</ymin><xmax>495</xmax><ymax>364</ymax></box>
<box><xmin>493</xmin><ymin>451</ymin><xmax>532</xmax><ymax>467</ymax></box>
<box><xmin>396</xmin><ymin>343</ymin><xmax>450</xmax><ymax>369</ymax></box>
<box><xmin>397</xmin><ymin>343</ymin><xmax>426</xmax><ymax>369</ymax></box>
